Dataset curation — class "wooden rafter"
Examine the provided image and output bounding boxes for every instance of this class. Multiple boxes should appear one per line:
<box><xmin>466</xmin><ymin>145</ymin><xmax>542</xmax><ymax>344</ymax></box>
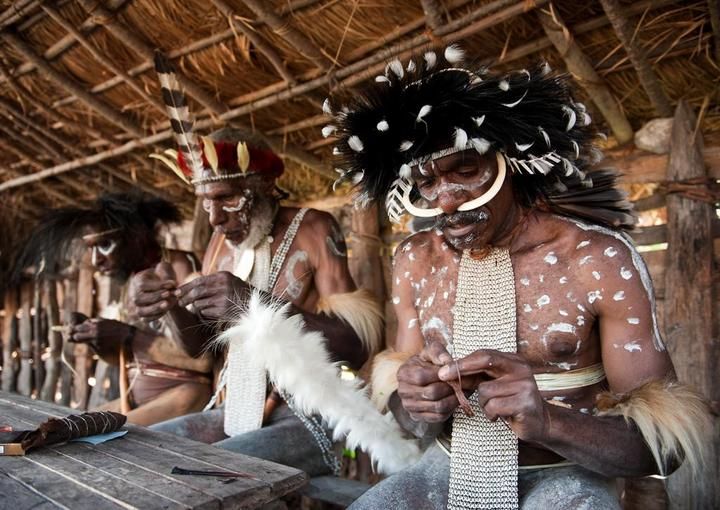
<box><xmin>40</xmin><ymin>2</ymin><xmax>166</xmax><ymax>116</ymax></box>
<box><xmin>240</xmin><ymin>0</ymin><xmax>330</xmax><ymax>70</ymax></box>
<box><xmin>1</xmin><ymin>30</ymin><xmax>143</xmax><ymax>137</ymax></box>
<box><xmin>537</xmin><ymin>4</ymin><xmax>634</xmax><ymax>145</ymax></box>
<box><xmin>599</xmin><ymin>0</ymin><xmax>673</xmax><ymax>117</ymax></box>
<box><xmin>211</xmin><ymin>0</ymin><xmax>296</xmax><ymax>84</ymax></box>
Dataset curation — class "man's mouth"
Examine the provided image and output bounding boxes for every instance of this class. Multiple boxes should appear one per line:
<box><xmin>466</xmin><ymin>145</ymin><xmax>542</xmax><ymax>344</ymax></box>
<box><xmin>436</xmin><ymin>210</ymin><xmax>489</xmax><ymax>238</ymax></box>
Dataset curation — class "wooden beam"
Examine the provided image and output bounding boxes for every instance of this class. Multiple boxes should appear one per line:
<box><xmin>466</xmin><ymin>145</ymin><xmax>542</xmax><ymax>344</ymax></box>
<box><xmin>240</xmin><ymin>0</ymin><xmax>330</xmax><ymax>70</ymax></box>
<box><xmin>0</xmin><ymin>30</ymin><xmax>143</xmax><ymax>137</ymax></box>
<box><xmin>663</xmin><ymin>100</ymin><xmax>718</xmax><ymax>507</ymax></box>
<box><xmin>598</xmin><ymin>0</ymin><xmax>673</xmax><ymax>117</ymax></box>
<box><xmin>537</xmin><ymin>5</ymin><xmax>633</xmax><ymax>145</ymax></box>
<box><xmin>709</xmin><ymin>0</ymin><xmax>720</xmax><ymax>66</ymax></box>
<box><xmin>603</xmin><ymin>145</ymin><xmax>720</xmax><ymax>184</ymax></box>
<box><xmin>267</xmin><ymin>114</ymin><xmax>326</xmax><ymax>136</ymax></box>
<box><xmin>40</xmin><ymin>2</ymin><xmax>166</xmax><ymax>115</ymax></box>
<box><xmin>0</xmin><ymin>0</ymin><xmax>37</xmax><ymax>28</ymax></box>
<box><xmin>211</xmin><ymin>0</ymin><xmax>295</xmax><ymax>84</ymax></box>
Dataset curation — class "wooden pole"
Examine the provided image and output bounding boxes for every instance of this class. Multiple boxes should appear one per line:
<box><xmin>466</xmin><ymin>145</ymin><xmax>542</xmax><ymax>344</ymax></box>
<box><xmin>1</xmin><ymin>288</ymin><xmax>18</xmax><ymax>392</ymax></box>
<box><xmin>663</xmin><ymin>100</ymin><xmax>718</xmax><ymax>508</ymax></box>
<box><xmin>420</xmin><ymin>0</ymin><xmax>445</xmax><ymax>32</ymax></box>
<box><xmin>59</xmin><ymin>276</ymin><xmax>76</xmax><ymax>407</ymax></box>
<box><xmin>598</xmin><ymin>0</ymin><xmax>673</xmax><ymax>117</ymax></box>
<box><xmin>74</xmin><ymin>263</ymin><xmax>95</xmax><ymax>410</ymax></box>
<box><xmin>349</xmin><ymin>204</ymin><xmax>386</xmax><ymax>301</ymax></box>
<box><xmin>240</xmin><ymin>0</ymin><xmax>330</xmax><ymax>70</ymax></box>
<box><xmin>32</xmin><ymin>281</ymin><xmax>45</xmax><ymax>396</ymax></box>
<box><xmin>40</xmin><ymin>280</ymin><xmax>62</xmax><ymax>402</ymax></box>
<box><xmin>537</xmin><ymin>4</ymin><xmax>634</xmax><ymax>145</ymax></box>
<box><xmin>17</xmin><ymin>283</ymin><xmax>33</xmax><ymax>397</ymax></box>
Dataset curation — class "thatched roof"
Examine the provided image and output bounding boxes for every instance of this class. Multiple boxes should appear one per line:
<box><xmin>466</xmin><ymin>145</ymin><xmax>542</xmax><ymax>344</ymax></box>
<box><xmin>0</xmin><ymin>0</ymin><xmax>717</xmax><ymax>245</ymax></box>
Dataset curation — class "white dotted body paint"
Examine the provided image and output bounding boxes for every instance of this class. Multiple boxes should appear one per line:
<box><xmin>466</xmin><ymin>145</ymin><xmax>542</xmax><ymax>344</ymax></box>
<box><xmin>576</xmin><ymin>240</ymin><xmax>590</xmax><ymax>249</ymax></box>
<box><xmin>579</xmin><ymin>255</ymin><xmax>593</xmax><ymax>266</ymax></box>
<box><xmin>404</xmin><ymin>271</ymin><xmax>410</xmax><ymax>278</ymax></box>
<box><xmin>537</xmin><ymin>295</ymin><xmax>550</xmax><ymax>308</ymax></box>
<box><xmin>566</xmin><ymin>291</ymin><xmax>576</xmax><ymax>302</ymax></box>
<box><xmin>613</xmin><ymin>291</ymin><xmax>625</xmax><ymax>301</ymax></box>
<box><xmin>395</xmin><ymin>277</ymin><xmax>400</xmax><ymax>285</ymax></box>
<box><xmin>592</xmin><ymin>271</ymin><xmax>601</xmax><ymax>280</ymax></box>
<box><xmin>558</xmin><ymin>217</ymin><xmax>666</xmax><ymax>351</ymax></box>
<box><xmin>542</xmin><ymin>322</ymin><xmax>577</xmax><ymax>348</ymax></box>
<box><xmin>284</xmin><ymin>250</ymin><xmax>308</xmax><ymax>300</ymax></box>
<box><xmin>392</xmin><ymin>296</ymin><xmax>400</xmax><ymax>305</ymax></box>
<box><xmin>402</xmin><ymin>242</ymin><xmax>412</xmax><ymax>253</ymax></box>
<box><xmin>523</xmin><ymin>304</ymin><xmax>533</xmax><ymax>313</ymax></box>
<box><xmin>520</xmin><ymin>277</ymin><xmax>530</xmax><ymax>286</ymax></box>
<box><xmin>409</xmin><ymin>253</ymin><xmax>416</xmax><ymax>261</ymax></box>
<box><xmin>624</xmin><ymin>341</ymin><xmax>642</xmax><ymax>352</ymax></box>
<box><xmin>620</xmin><ymin>267</ymin><xmax>632</xmax><ymax>280</ymax></box>
<box><xmin>604</xmin><ymin>247</ymin><xmax>618</xmax><ymax>257</ymax></box>
<box><xmin>530</xmin><ymin>324</ymin><xmax>539</xmax><ymax>331</ymax></box>
<box><xmin>408</xmin><ymin>318</ymin><xmax>419</xmax><ymax>329</ymax></box>
<box><xmin>550</xmin><ymin>361</ymin><xmax>578</xmax><ymax>371</ymax></box>
<box><xmin>422</xmin><ymin>316</ymin><xmax>451</xmax><ymax>343</ymax></box>
<box><xmin>577</xmin><ymin>303</ymin><xmax>587</xmax><ymax>312</ymax></box>
<box><xmin>559</xmin><ymin>276</ymin><xmax>568</xmax><ymax>284</ymax></box>
<box><xmin>539</xmin><ymin>274</ymin><xmax>545</xmax><ymax>283</ymax></box>
<box><xmin>576</xmin><ymin>315</ymin><xmax>585</xmax><ymax>326</ymax></box>
<box><xmin>544</xmin><ymin>252</ymin><xmax>558</xmax><ymax>265</ymax></box>
<box><xmin>587</xmin><ymin>290</ymin><xmax>602</xmax><ymax>304</ymax></box>
<box><xmin>627</xmin><ymin>317</ymin><xmax>640</xmax><ymax>325</ymax></box>
<box><xmin>559</xmin><ymin>309</ymin><xmax>568</xmax><ymax>317</ymax></box>
<box><xmin>579</xmin><ymin>408</ymin><xmax>589</xmax><ymax>414</ymax></box>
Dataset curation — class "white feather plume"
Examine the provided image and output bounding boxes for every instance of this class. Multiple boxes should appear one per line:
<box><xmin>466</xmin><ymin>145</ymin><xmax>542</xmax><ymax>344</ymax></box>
<box><xmin>538</xmin><ymin>127</ymin><xmax>551</xmax><ymax>148</ymax></box>
<box><xmin>562</xmin><ymin>105</ymin><xmax>577</xmax><ymax>131</ymax></box>
<box><xmin>416</xmin><ymin>104</ymin><xmax>432</xmax><ymax>123</ymax></box>
<box><xmin>472</xmin><ymin>115</ymin><xmax>485</xmax><ymax>127</ymax></box>
<box><xmin>351</xmin><ymin>170</ymin><xmax>365</xmax><ymax>185</ymax></box>
<box><xmin>470</xmin><ymin>137</ymin><xmax>491</xmax><ymax>155</ymax></box>
<box><xmin>376</xmin><ymin>120</ymin><xmax>389</xmax><ymax>132</ymax></box>
<box><xmin>398</xmin><ymin>140</ymin><xmax>413</xmax><ymax>152</ymax></box>
<box><xmin>571</xmin><ymin>140</ymin><xmax>580</xmax><ymax>159</ymax></box>
<box><xmin>213</xmin><ymin>293</ymin><xmax>422</xmax><ymax>474</ymax></box>
<box><xmin>322</xmin><ymin>98</ymin><xmax>332</xmax><ymax>114</ymax></box>
<box><xmin>541</xmin><ymin>61</ymin><xmax>552</xmax><ymax>76</ymax></box>
<box><xmin>406</xmin><ymin>59</ymin><xmax>416</xmax><ymax>72</ymax></box>
<box><xmin>332</xmin><ymin>147</ymin><xmax>341</xmax><ymax>155</ymax></box>
<box><xmin>348</xmin><ymin>135</ymin><xmax>364</xmax><ymax>152</ymax></box>
<box><xmin>423</xmin><ymin>51</ymin><xmax>437</xmax><ymax>70</ymax></box>
<box><xmin>375</xmin><ymin>75</ymin><xmax>391</xmax><ymax>84</ymax></box>
<box><xmin>499</xmin><ymin>80</ymin><xmax>510</xmax><ymax>91</ymax></box>
<box><xmin>453</xmin><ymin>127</ymin><xmax>468</xmax><ymax>149</ymax></box>
<box><xmin>386</xmin><ymin>59</ymin><xmax>404</xmax><ymax>79</ymax></box>
<box><xmin>515</xmin><ymin>141</ymin><xmax>534</xmax><ymax>152</ymax></box>
<box><xmin>399</xmin><ymin>163</ymin><xmax>412</xmax><ymax>180</ymax></box>
<box><xmin>444</xmin><ymin>44</ymin><xmax>465</xmax><ymax>63</ymax></box>
<box><xmin>322</xmin><ymin>125</ymin><xmax>337</xmax><ymax>138</ymax></box>
<box><xmin>501</xmin><ymin>89</ymin><xmax>528</xmax><ymax>108</ymax></box>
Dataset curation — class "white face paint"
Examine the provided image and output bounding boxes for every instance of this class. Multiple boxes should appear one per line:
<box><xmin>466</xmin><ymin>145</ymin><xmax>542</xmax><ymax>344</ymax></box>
<box><xmin>418</xmin><ymin>169</ymin><xmax>493</xmax><ymax>201</ymax></box>
<box><xmin>97</xmin><ymin>240</ymin><xmax>118</xmax><ymax>256</ymax></box>
<box><xmin>627</xmin><ymin>317</ymin><xmax>640</xmax><ymax>325</ymax></box>
<box><xmin>544</xmin><ymin>252</ymin><xmax>558</xmax><ymax>265</ymax></box>
<box><xmin>613</xmin><ymin>291</ymin><xmax>625</xmax><ymax>301</ymax></box>
<box><xmin>537</xmin><ymin>295</ymin><xmax>550</xmax><ymax>307</ymax></box>
<box><xmin>624</xmin><ymin>341</ymin><xmax>642</xmax><ymax>352</ymax></box>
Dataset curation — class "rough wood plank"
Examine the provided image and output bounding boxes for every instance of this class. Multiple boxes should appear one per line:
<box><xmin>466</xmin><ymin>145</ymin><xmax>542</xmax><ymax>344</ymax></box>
<box><xmin>604</xmin><ymin>146</ymin><xmax>720</xmax><ymax>184</ymax></box>
<box><xmin>41</xmin><ymin>281</ymin><xmax>62</xmax><ymax>402</ymax></box>
<box><xmin>300</xmin><ymin>476</ymin><xmax>370</xmax><ymax>507</ymax></box>
<box><xmin>17</xmin><ymin>283</ymin><xmax>33</xmax><ymax>397</ymax></box>
<box><xmin>0</xmin><ymin>471</ymin><xmax>61</xmax><ymax>510</ymax></box>
<box><xmin>663</xmin><ymin>100</ymin><xmax>718</xmax><ymax>508</ymax></box>
<box><xmin>1</xmin><ymin>289</ymin><xmax>18</xmax><ymax>392</ymax></box>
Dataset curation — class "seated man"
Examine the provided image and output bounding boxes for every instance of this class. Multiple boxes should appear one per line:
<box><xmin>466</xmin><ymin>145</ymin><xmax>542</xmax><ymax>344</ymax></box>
<box><xmin>322</xmin><ymin>47</ymin><xmax>710</xmax><ymax>508</ymax></box>
<box><xmin>13</xmin><ymin>192</ymin><xmax>211</xmax><ymax>426</ymax></box>
<box><xmin>134</xmin><ymin>58</ymin><xmax>382</xmax><ymax>477</ymax></box>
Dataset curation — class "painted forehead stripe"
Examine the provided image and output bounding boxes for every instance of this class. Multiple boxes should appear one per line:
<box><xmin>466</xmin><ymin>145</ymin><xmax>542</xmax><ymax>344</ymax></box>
<box><xmin>82</xmin><ymin>227</ymin><xmax>122</xmax><ymax>241</ymax></box>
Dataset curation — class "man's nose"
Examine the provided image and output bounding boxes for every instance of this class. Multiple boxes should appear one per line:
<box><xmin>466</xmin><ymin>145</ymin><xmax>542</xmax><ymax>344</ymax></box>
<box><xmin>207</xmin><ymin>202</ymin><xmax>227</xmax><ymax>227</ymax></box>
<box><xmin>435</xmin><ymin>183</ymin><xmax>468</xmax><ymax>216</ymax></box>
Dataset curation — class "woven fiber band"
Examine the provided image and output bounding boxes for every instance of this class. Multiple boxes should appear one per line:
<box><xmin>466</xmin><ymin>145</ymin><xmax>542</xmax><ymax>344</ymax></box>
<box><xmin>449</xmin><ymin>248</ymin><xmax>519</xmax><ymax>509</ymax></box>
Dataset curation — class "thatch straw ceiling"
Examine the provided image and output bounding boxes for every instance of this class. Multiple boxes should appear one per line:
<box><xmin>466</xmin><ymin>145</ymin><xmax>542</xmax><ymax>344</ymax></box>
<box><xmin>0</xmin><ymin>0</ymin><xmax>717</xmax><ymax>241</ymax></box>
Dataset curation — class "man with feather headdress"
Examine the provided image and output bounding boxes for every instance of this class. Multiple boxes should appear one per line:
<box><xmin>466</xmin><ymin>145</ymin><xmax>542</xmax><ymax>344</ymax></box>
<box><xmin>130</xmin><ymin>54</ymin><xmax>383</xmax><ymax>476</ymax></box>
<box><xmin>320</xmin><ymin>46</ymin><xmax>711</xmax><ymax>509</ymax></box>
<box><xmin>11</xmin><ymin>192</ymin><xmax>211</xmax><ymax>426</ymax></box>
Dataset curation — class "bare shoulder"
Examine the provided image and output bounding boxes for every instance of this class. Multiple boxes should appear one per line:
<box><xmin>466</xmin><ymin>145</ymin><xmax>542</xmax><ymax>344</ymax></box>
<box><xmin>394</xmin><ymin>229</ymin><xmax>445</xmax><ymax>267</ymax></box>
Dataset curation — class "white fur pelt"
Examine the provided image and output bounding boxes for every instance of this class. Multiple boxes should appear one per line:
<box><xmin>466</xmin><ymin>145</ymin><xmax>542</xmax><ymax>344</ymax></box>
<box><xmin>316</xmin><ymin>289</ymin><xmax>384</xmax><ymax>357</ymax></box>
<box><xmin>370</xmin><ymin>349</ymin><xmax>412</xmax><ymax>411</ymax></box>
<box><xmin>596</xmin><ymin>379</ymin><xmax>712</xmax><ymax>478</ymax></box>
<box><xmin>213</xmin><ymin>291</ymin><xmax>421</xmax><ymax>474</ymax></box>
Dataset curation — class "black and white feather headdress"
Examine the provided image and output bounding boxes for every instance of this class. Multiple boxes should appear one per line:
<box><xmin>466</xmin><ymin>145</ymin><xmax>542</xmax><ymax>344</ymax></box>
<box><xmin>324</xmin><ymin>45</ymin><xmax>634</xmax><ymax>229</ymax></box>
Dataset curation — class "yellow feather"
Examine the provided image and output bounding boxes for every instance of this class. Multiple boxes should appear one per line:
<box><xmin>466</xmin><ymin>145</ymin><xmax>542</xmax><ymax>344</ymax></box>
<box><xmin>201</xmin><ymin>136</ymin><xmax>219</xmax><ymax>175</ymax></box>
<box><xmin>149</xmin><ymin>153</ymin><xmax>190</xmax><ymax>185</ymax></box>
<box><xmin>237</xmin><ymin>141</ymin><xmax>250</xmax><ymax>175</ymax></box>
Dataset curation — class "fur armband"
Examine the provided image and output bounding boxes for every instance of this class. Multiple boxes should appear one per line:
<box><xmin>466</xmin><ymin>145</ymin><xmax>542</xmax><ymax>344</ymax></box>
<box><xmin>316</xmin><ymin>289</ymin><xmax>384</xmax><ymax>357</ymax></box>
<box><xmin>213</xmin><ymin>291</ymin><xmax>421</xmax><ymax>474</ymax></box>
<box><xmin>596</xmin><ymin>379</ymin><xmax>711</xmax><ymax>477</ymax></box>
<box><xmin>370</xmin><ymin>349</ymin><xmax>412</xmax><ymax>411</ymax></box>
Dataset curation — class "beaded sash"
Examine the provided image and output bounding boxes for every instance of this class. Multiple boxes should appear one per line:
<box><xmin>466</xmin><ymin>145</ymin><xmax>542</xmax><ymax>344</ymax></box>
<box><xmin>448</xmin><ymin>248</ymin><xmax>519</xmax><ymax>509</ymax></box>
<box><xmin>223</xmin><ymin>208</ymin><xmax>308</xmax><ymax>436</ymax></box>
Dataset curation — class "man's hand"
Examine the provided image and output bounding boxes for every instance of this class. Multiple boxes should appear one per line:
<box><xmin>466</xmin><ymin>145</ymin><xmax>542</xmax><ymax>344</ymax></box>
<box><xmin>397</xmin><ymin>341</ymin><xmax>459</xmax><ymax>423</ymax></box>
<box><xmin>176</xmin><ymin>271</ymin><xmax>251</xmax><ymax>320</ymax></box>
<box><xmin>69</xmin><ymin>317</ymin><xmax>134</xmax><ymax>354</ymax></box>
<box><xmin>438</xmin><ymin>349</ymin><xmax>548</xmax><ymax>442</ymax></box>
<box><xmin>129</xmin><ymin>262</ymin><xmax>178</xmax><ymax>321</ymax></box>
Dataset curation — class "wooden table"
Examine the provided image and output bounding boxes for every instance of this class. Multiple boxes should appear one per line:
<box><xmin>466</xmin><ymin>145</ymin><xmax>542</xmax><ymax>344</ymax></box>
<box><xmin>0</xmin><ymin>391</ymin><xmax>308</xmax><ymax>509</ymax></box>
